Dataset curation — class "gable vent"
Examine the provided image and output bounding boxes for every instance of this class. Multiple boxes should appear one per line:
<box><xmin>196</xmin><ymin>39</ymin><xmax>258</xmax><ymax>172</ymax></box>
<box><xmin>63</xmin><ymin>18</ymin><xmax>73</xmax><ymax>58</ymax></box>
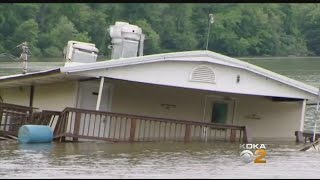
<box><xmin>189</xmin><ymin>65</ymin><xmax>216</xmax><ymax>84</ymax></box>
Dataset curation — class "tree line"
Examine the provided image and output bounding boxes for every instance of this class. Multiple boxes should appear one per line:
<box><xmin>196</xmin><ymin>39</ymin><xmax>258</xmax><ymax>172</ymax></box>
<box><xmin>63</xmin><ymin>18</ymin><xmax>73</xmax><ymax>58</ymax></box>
<box><xmin>0</xmin><ymin>3</ymin><xmax>320</xmax><ymax>59</ymax></box>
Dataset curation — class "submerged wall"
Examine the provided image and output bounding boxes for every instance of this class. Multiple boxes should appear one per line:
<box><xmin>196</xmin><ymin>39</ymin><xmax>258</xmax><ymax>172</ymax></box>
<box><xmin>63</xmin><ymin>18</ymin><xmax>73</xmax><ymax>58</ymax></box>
<box><xmin>109</xmin><ymin>80</ymin><xmax>303</xmax><ymax>140</ymax></box>
<box><xmin>235</xmin><ymin>95</ymin><xmax>303</xmax><ymax>141</ymax></box>
<box><xmin>0</xmin><ymin>81</ymin><xmax>78</xmax><ymax>111</ymax></box>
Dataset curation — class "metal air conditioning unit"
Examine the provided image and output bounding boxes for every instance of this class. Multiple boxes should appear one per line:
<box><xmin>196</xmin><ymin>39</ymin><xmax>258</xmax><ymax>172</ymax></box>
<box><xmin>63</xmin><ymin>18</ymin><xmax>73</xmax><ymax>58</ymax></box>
<box><xmin>108</xmin><ymin>21</ymin><xmax>145</xmax><ymax>59</ymax></box>
<box><xmin>64</xmin><ymin>41</ymin><xmax>99</xmax><ymax>64</ymax></box>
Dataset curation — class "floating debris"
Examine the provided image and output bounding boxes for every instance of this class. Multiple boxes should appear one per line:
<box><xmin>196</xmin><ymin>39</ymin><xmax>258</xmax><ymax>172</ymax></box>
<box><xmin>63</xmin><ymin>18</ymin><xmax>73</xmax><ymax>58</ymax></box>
<box><xmin>300</xmin><ymin>140</ymin><xmax>320</xmax><ymax>151</ymax></box>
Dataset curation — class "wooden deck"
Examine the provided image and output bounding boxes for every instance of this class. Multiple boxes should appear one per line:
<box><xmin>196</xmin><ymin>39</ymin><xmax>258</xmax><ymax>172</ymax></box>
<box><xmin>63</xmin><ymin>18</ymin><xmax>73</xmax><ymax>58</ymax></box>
<box><xmin>0</xmin><ymin>102</ymin><xmax>249</xmax><ymax>143</ymax></box>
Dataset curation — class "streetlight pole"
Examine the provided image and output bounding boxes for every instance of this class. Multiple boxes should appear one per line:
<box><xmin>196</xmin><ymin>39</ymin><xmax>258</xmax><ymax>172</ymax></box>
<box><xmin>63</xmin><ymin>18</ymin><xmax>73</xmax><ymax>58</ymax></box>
<box><xmin>205</xmin><ymin>13</ymin><xmax>214</xmax><ymax>50</ymax></box>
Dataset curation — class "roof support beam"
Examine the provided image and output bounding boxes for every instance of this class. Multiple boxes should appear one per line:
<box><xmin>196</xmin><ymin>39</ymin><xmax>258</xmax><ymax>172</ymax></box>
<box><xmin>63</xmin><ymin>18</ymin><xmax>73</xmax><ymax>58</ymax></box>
<box><xmin>29</xmin><ymin>85</ymin><xmax>34</xmax><ymax>107</ymax></box>
<box><xmin>96</xmin><ymin>77</ymin><xmax>105</xmax><ymax>111</ymax></box>
<box><xmin>299</xmin><ymin>99</ymin><xmax>307</xmax><ymax>132</ymax></box>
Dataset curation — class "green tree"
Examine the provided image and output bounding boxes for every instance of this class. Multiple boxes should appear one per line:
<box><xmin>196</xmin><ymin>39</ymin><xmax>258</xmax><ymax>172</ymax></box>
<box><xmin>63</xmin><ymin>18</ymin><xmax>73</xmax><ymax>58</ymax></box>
<box><xmin>44</xmin><ymin>16</ymin><xmax>90</xmax><ymax>57</ymax></box>
<box><xmin>135</xmin><ymin>19</ymin><xmax>161</xmax><ymax>54</ymax></box>
<box><xmin>11</xmin><ymin>19</ymin><xmax>39</xmax><ymax>46</ymax></box>
<box><xmin>1</xmin><ymin>3</ymin><xmax>320</xmax><ymax>57</ymax></box>
<box><xmin>301</xmin><ymin>4</ymin><xmax>320</xmax><ymax>55</ymax></box>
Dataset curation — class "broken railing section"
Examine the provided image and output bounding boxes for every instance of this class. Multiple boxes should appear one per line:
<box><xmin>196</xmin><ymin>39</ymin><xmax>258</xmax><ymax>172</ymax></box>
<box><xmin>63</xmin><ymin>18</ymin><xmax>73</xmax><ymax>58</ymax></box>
<box><xmin>295</xmin><ymin>130</ymin><xmax>320</xmax><ymax>143</ymax></box>
<box><xmin>0</xmin><ymin>102</ymin><xmax>33</xmax><ymax>136</ymax></box>
<box><xmin>54</xmin><ymin>107</ymin><xmax>249</xmax><ymax>143</ymax></box>
<box><xmin>0</xmin><ymin>102</ymin><xmax>61</xmax><ymax>137</ymax></box>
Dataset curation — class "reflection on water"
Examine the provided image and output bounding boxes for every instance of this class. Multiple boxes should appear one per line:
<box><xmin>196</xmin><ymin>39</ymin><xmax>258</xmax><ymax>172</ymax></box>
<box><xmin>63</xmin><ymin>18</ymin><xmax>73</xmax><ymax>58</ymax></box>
<box><xmin>18</xmin><ymin>143</ymin><xmax>54</xmax><ymax>153</ymax></box>
<box><xmin>1</xmin><ymin>141</ymin><xmax>320</xmax><ymax>178</ymax></box>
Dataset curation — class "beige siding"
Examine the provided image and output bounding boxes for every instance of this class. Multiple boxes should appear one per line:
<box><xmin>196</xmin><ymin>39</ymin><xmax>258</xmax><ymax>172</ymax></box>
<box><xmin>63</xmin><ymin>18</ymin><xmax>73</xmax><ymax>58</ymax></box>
<box><xmin>33</xmin><ymin>81</ymin><xmax>78</xmax><ymax>111</ymax></box>
<box><xmin>0</xmin><ymin>86</ymin><xmax>30</xmax><ymax>106</ymax></box>
<box><xmin>0</xmin><ymin>81</ymin><xmax>77</xmax><ymax>111</ymax></box>
<box><xmin>235</xmin><ymin>95</ymin><xmax>302</xmax><ymax>140</ymax></box>
<box><xmin>110</xmin><ymin>80</ymin><xmax>303</xmax><ymax>140</ymax></box>
<box><xmin>111</xmin><ymin>80</ymin><xmax>205</xmax><ymax>121</ymax></box>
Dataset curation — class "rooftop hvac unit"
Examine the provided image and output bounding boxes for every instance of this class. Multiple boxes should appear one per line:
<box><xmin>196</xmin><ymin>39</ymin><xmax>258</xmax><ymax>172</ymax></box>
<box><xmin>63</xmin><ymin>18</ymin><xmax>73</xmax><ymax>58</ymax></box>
<box><xmin>64</xmin><ymin>41</ymin><xmax>99</xmax><ymax>64</ymax></box>
<box><xmin>108</xmin><ymin>21</ymin><xmax>145</xmax><ymax>59</ymax></box>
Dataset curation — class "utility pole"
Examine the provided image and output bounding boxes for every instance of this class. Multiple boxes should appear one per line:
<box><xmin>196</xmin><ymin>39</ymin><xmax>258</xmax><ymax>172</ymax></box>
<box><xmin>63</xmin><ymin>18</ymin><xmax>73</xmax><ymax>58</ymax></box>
<box><xmin>18</xmin><ymin>42</ymin><xmax>31</xmax><ymax>74</ymax></box>
<box><xmin>205</xmin><ymin>13</ymin><xmax>214</xmax><ymax>50</ymax></box>
<box><xmin>0</xmin><ymin>42</ymin><xmax>31</xmax><ymax>74</ymax></box>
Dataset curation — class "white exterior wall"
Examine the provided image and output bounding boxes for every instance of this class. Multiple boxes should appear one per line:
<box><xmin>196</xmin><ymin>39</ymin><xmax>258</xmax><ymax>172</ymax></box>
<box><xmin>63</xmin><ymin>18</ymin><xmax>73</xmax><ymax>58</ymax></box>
<box><xmin>234</xmin><ymin>95</ymin><xmax>303</xmax><ymax>140</ymax></box>
<box><xmin>78</xmin><ymin>61</ymin><xmax>316</xmax><ymax>100</ymax></box>
<box><xmin>110</xmin><ymin>80</ymin><xmax>303</xmax><ymax>140</ymax></box>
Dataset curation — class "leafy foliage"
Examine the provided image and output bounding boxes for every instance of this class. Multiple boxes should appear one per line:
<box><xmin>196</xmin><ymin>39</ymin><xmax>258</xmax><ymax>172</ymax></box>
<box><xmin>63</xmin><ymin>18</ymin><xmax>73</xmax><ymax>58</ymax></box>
<box><xmin>0</xmin><ymin>3</ymin><xmax>319</xmax><ymax>58</ymax></box>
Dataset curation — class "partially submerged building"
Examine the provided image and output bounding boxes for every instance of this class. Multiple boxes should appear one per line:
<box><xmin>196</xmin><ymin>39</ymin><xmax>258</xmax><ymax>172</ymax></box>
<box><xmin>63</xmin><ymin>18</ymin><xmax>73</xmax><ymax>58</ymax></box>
<box><xmin>0</xmin><ymin>22</ymin><xmax>318</xmax><ymax>143</ymax></box>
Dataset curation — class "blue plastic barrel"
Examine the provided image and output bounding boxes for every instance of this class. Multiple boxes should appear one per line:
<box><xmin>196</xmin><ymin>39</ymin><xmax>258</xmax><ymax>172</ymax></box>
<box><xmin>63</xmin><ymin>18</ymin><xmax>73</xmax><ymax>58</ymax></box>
<box><xmin>18</xmin><ymin>125</ymin><xmax>53</xmax><ymax>143</ymax></box>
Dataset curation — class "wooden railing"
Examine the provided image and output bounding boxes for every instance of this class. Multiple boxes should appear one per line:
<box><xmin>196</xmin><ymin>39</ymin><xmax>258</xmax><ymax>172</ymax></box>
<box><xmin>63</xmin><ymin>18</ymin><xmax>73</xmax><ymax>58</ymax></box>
<box><xmin>31</xmin><ymin>110</ymin><xmax>62</xmax><ymax>134</ymax></box>
<box><xmin>54</xmin><ymin>107</ymin><xmax>248</xmax><ymax>143</ymax></box>
<box><xmin>0</xmin><ymin>102</ymin><xmax>61</xmax><ymax>136</ymax></box>
<box><xmin>0</xmin><ymin>103</ymin><xmax>33</xmax><ymax>136</ymax></box>
<box><xmin>0</xmin><ymin>102</ymin><xmax>249</xmax><ymax>143</ymax></box>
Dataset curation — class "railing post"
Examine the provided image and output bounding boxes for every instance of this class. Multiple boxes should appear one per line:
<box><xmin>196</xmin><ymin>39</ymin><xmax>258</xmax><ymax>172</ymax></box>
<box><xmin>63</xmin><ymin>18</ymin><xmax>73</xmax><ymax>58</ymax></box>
<box><xmin>129</xmin><ymin>118</ymin><xmax>137</xmax><ymax>142</ymax></box>
<box><xmin>53</xmin><ymin>111</ymin><xmax>65</xmax><ymax>137</ymax></box>
<box><xmin>73</xmin><ymin>112</ymin><xmax>81</xmax><ymax>142</ymax></box>
<box><xmin>184</xmin><ymin>124</ymin><xmax>192</xmax><ymax>143</ymax></box>
<box><xmin>295</xmin><ymin>131</ymin><xmax>304</xmax><ymax>143</ymax></box>
<box><xmin>0</xmin><ymin>107</ymin><xmax>3</xmax><ymax>131</ymax></box>
<box><xmin>242</xmin><ymin>127</ymin><xmax>252</xmax><ymax>143</ymax></box>
<box><xmin>8</xmin><ymin>113</ymin><xmax>14</xmax><ymax>132</ymax></box>
<box><xmin>53</xmin><ymin>117</ymin><xmax>61</xmax><ymax>136</ymax></box>
<box><xmin>230</xmin><ymin>129</ymin><xmax>236</xmax><ymax>142</ymax></box>
<box><xmin>3</xmin><ymin>112</ymin><xmax>8</xmax><ymax>132</ymax></box>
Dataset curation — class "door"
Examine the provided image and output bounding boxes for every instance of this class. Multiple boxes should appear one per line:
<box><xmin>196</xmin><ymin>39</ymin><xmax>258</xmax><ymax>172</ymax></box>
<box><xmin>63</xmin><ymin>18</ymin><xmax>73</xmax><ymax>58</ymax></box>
<box><xmin>203</xmin><ymin>96</ymin><xmax>234</xmax><ymax>125</ymax></box>
<box><xmin>211</xmin><ymin>102</ymin><xmax>228</xmax><ymax>124</ymax></box>
<box><xmin>77</xmin><ymin>81</ymin><xmax>112</xmax><ymax>111</ymax></box>
<box><xmin>75</xmin><ymin>80</ymin><xmax>113</xmax><ymax>139</ymax></box>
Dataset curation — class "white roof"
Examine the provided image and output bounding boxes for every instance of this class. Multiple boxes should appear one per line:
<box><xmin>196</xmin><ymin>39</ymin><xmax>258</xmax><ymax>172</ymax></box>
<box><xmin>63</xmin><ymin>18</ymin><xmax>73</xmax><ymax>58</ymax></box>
<box><xmin>0</xmin><ymin>50</ymin><xmax>318</xmax><ymax>97</ymax></box>
<box><xmin>61</xmin><ymin>50</ymin><xmax>319</xmax><ymax>96</ymax></box>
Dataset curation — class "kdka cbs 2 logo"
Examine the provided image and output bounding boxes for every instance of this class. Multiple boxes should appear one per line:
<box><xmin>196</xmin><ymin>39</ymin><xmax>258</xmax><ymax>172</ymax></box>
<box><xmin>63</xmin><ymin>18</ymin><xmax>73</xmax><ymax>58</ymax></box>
<box><xmin>240</xmin><ymin>143</ymin><xmax>267</xmax><ymax>164</ymax></box>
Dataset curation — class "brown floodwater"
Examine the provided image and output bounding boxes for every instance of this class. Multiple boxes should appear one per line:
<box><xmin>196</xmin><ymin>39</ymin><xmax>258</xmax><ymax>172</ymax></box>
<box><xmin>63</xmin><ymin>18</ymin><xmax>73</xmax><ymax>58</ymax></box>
<box><xmin>0</xmin><ymin>140</ymin><xmax>320</xmax><ymax>179</ymax></box>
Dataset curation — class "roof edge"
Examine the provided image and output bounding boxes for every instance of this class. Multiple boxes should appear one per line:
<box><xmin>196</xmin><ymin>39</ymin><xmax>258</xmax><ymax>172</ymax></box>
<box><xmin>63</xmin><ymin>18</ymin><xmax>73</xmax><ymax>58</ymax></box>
<box><xmin>0</xmin><ymin>68</ymin><xmax>61</xmax><ymax>83</ymax></box>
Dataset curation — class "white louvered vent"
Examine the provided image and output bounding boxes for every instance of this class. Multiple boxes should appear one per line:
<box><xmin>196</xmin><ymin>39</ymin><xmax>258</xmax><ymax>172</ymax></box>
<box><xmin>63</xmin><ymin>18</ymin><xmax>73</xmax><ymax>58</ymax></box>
<box><xmin>189</xmin><ymin>65</ymin><xmax>216</xmax><ymax>84</ymax></box>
